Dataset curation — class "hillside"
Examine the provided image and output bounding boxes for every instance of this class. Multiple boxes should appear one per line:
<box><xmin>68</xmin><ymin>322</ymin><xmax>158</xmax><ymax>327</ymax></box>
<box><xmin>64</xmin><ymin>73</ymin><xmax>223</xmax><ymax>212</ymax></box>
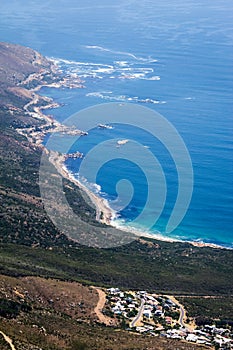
<box><xmin>0</xmin><ymin>275</ymin><xmax>209</xmax><ymax>350</ymax></box>
<box><xmin>0</xmin><ymin>42</ymin><xmax>51</xmax><ymax>86</ymax></box>
<box><xmin>0</xmin><ymin>42</ymin><xmax>55</xmax><ymax>107</ymax></box>
<box><xmin>0</xmin><ymin>42</ymin><xmax>232</xmax><ymax>349</ymax></box>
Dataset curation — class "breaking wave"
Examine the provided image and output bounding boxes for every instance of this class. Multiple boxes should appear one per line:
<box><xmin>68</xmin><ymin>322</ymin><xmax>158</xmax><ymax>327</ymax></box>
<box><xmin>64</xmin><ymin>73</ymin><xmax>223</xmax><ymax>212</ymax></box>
<box><xmin>85</xmin><ymin>45</ymin><xmax>158</xmax><ymax>63</ymax></box>
<box><xmin>86</xmin><ymin>91</ymin><xmax>166</xmax><ymax>105</ymax></box>
<box><xmin>51</xmin><ymin>48</ymin><xmax>160</xmax><ymax>82</ymax></box>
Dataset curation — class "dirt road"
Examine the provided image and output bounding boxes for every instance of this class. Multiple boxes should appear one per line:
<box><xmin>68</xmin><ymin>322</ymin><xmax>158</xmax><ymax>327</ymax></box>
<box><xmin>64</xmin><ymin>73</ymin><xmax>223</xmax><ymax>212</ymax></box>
<box><xmin>0</xmin><ymin>330</ymin><xmax>16</xmax><ymax>350</ymax></box>
<box><xmin>92</xmin><ymin>287</ymin><xmax>115</xmax><ymax>326</ymax></box>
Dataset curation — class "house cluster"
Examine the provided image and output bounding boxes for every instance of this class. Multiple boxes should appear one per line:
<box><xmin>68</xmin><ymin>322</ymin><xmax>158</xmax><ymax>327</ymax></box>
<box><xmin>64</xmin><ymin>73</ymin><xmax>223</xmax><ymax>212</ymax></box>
<box><xmin>106</xmin><ymin>288</ymin><xmax>178</xmax><ymax>325</ymax></box>
<box><xmin>106</xmin><ymin>288</ymin><xmax>139</xmax><ymax>317</ymax></box>
<box><xmin>163</xmin><ymin>325</ymin><xmax>233</xmax><ymax>349</ymax></box>
<box><xmin>198</xmin><ymin>325</ymin><xmax>232</xmax><ymax>349</ymax></box>
<box><xmin>105</xmin><ymin>288</ymin><xmax>233</xmax><ymax>349</ymax></box>
<box><xmin>137</xmin><ymin>290</ymin><xmax>179</xmax><ymax>324</ymax></box>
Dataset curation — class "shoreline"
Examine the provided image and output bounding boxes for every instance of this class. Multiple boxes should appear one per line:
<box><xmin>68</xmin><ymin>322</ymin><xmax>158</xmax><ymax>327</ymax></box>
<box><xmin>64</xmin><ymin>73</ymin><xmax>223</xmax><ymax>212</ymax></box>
<box><xmin>48</xmin><ymin>153</ymin><xmax>232</xmax><ymax>251</ymax></box>
<box><xmin>49</xmin><ymin>151</ymin><xmax>116</xmax><ymax>225</ymax></box>
<box><xmin>20</xmin><ymin>63</ymin><xmax>231</xmax><ymax>251</ymax></box>
<box><xmin>48</xmin><ymin>146</ymin><xmax>231</xmax><ymax>250</ymax></box>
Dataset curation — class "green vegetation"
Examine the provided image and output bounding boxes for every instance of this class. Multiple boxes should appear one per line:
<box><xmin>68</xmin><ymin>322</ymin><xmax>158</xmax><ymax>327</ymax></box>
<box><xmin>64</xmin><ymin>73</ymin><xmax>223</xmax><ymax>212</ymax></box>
<box><xmin>0</xmin><ymin>241</ymin><xmax>232</xmax><ymax>296</ymax></box>
<box><xmin>0</xmin><ymin>42</ymin><xmax>232</xmax><ymax>349</ymax></box>
<box><xmin>177</xmin><ymin>296</ymin><xmax>233</xmax><ymax>325</ymax></box>
<box><xmin>0</xmin><ymin>337</ymin><xmax>10</xmax><ymax>350</ymax></box>
<box><xmin>164</xmin><ymin>310</ymin><xmax>180</xmax><ymax>320</ymax></box>
<box><xmin>0</xmin><ymin>106</ymin><xmax>100</xmax><ymax>246</ymax></box>
<box><xmin>69</xmin><ymin>340</ymin><xmax>88</xmax><ymax>350</ymax></box>
<box><xmin>0</xmin><ymin>314</ymin><xmax>207</xmax><ymax>350</ymax></box>
<box><xmin>0</xmin><ymin>298</ymin><xmax>31</xmax><ymax>319</ymax></box>
<box><xmin>1</xmin><ymin>104</ymin><xmax>232</xmax><ymax>297</ymax></box>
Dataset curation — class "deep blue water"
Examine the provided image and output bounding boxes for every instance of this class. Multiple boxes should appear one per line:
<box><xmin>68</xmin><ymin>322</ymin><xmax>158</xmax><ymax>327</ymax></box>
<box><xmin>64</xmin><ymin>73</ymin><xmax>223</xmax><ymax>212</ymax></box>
<box><xmin>1</xmin><ymin>0</ymin><xmax>232</xmax><ymax>247</ymax></box>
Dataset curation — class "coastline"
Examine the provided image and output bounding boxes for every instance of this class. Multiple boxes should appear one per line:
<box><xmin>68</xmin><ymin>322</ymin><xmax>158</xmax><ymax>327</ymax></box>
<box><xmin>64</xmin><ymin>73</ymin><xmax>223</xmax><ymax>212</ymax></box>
<box><xmin>49</xmin><ymin>151</ymin><xmax>232</xmax><ymax>250</ymax></box>
<box><xmin>56</xmin><ymin>153</ymin><xmax>232</xmax><ymax>250</ymax></box>
<box><xmin>49</xmin><ymin>151</ymin><xmax>115</xmax><ymax>225</ymax></box>
<box><xmin>19</xmin><ymin>61</ymin><xmax>231</xmax><ymax>251</ymax></box>
<box><xmin>49</xmin><ymin>145</ymin><xmax>231</xmax><ymax>250</ymax></box>
<box><xmin>46</xmin><ymin>153</ymin><xmax>232</xmax><ymax>251</ymax></box>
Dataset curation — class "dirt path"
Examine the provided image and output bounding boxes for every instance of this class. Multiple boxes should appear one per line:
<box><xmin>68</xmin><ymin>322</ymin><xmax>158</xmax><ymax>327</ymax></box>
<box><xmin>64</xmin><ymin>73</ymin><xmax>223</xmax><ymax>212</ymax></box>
<box><xmin>0</xmin><ymin>330</ymin><xmax>16</xmax><ymax>350</ymax></box>
<box><xmin>92</xmin><ymin>287</ymin><xmax>115</xmax><ymax>326</ymax></box>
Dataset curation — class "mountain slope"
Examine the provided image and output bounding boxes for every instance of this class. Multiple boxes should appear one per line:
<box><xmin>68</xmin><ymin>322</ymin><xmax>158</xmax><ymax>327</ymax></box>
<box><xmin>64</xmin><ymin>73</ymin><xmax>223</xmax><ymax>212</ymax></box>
<box><xmin>0</xmin><ymin>42</ymin><xmax>232</xmax><ymax>349</ymax></box>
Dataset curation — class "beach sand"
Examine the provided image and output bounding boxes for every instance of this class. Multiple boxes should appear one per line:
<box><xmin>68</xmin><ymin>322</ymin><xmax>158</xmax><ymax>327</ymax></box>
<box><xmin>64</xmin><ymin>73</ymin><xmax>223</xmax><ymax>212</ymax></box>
<box><xmin>49</xmin><ymin>150</ymin><xmax>115</xmax><ymax>226</ymax></box>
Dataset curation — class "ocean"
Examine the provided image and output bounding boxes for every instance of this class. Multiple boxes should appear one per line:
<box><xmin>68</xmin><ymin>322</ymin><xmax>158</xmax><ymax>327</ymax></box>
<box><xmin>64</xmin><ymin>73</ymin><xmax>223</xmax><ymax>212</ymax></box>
<box><xmin>1</xmin><ymin>0</ymin><xmax>232</xmax><ymax>247</ymax></box>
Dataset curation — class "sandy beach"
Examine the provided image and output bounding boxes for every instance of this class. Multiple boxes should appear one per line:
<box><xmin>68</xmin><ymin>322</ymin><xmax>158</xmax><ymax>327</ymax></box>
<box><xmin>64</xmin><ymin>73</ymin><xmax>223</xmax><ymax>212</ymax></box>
<box><xmin>49</xmin><ymin>151</ymin><xmax>115</xmax><ymax>225</ymax></box>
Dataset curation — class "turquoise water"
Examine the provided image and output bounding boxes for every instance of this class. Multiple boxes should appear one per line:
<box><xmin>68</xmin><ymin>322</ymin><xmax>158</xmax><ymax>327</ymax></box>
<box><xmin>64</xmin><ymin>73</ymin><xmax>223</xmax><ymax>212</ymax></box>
<box><xmin>1</xmin><ymin>0</ymin><xmax>232</xmax><ymax>247</ymax></box>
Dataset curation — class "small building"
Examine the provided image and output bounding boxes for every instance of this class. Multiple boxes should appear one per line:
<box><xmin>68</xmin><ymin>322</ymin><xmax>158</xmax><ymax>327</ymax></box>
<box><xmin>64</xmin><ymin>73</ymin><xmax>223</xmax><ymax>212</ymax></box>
<box><xmin>146</xmin><ymin>295</ymin><xmax>156</xmax><ymax>302</ymax></box>
<box><xmin>107</xmin><ymin>287</ymin><xmax>120</xmax><ymax>295</ymax></box>
<box><xmin>143</xmin><ymin>309</ymin><xmax>152</xmax><ymax>319</ymax></box>
<box><xmin>136</xmin><ymin>326</ymin><xmax>148</xmax><ymax>333</ymax></box>
<box><xmin>154</xmin><ymin>310</ymin><xmax>163</xmax><ymax>317</ymax></box>
<box><xmin>186</xmin><ymin>334</ymin><xmax>198</xmax><ymax>342</ymax></box>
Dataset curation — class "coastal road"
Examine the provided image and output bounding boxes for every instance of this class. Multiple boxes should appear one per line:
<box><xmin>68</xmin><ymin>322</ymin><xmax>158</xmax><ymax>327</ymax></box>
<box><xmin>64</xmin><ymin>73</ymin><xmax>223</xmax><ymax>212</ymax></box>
<box><xmin>130</xmin><ymin>298</ymin><xmax>145</xmax><ymax>328</ymax></box>
<box><xmin>0</xmin><ymin>330</ymin><xmax>16</xmax><ymax>350</ymax></box>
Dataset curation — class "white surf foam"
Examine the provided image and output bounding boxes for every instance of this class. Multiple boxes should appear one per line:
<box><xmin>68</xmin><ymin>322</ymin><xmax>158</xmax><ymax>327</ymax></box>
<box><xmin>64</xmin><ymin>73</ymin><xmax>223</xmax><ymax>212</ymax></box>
<box><xmin>114</xmin><ymin>60</ymin><xmax>129</xmax><ymax>67</ymax></box>
<box><xmin>86</xmin><ymin>91</ymin><xmax>166</xmax><ymax>105</ymax></box>
<box><xmin>51</xmin><ymin>54</ymin><xmax>160</xmax><ymax>83</ymax></box>
<box><xmin>85</xmin><ymin>45</ymin><xmax>157</xmax><ymax>63</ymax></box>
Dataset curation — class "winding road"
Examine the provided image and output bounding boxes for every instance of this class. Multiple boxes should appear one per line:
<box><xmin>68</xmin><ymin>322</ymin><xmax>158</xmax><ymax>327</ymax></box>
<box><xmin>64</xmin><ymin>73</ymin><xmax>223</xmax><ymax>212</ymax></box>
<box><xmin>0</xmin><ymin>330</ymin><xmax>16</xmax><ymax>350</ymax></box>
<box><xmin>168</xmin><ymin>295</ymin><xmax>194</xmax><ymax>331</ymax></box>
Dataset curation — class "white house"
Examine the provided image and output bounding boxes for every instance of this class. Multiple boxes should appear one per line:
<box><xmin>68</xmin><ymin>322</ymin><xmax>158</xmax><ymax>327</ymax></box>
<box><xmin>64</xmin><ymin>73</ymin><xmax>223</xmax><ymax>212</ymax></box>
<box><xmin>143</xmin><ymin>309</ymin><xmax>152</xmax><ymax>319</ymax></box>
<box><xmin>186</xmin><ymin>334</ymin><xmax>198</xmax><ymax>342</ymax></box>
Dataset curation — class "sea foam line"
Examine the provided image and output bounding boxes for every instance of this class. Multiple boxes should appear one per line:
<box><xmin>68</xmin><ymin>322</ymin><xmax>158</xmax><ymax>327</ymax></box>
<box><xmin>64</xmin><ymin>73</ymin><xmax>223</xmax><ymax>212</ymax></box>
<box><xmin>86</xmin><ymin>91</ymin><xmax>165</xmax><ymax>104</ymax></box>
<box><xmin>85</xmin><ymin>45</ymin><xmax>158</xmax><ymax>63</ymax></box>
<box><xmin>50</xmin><ymin>55</ymin><xmax>160</xmax><ymax>82</ymax></box>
